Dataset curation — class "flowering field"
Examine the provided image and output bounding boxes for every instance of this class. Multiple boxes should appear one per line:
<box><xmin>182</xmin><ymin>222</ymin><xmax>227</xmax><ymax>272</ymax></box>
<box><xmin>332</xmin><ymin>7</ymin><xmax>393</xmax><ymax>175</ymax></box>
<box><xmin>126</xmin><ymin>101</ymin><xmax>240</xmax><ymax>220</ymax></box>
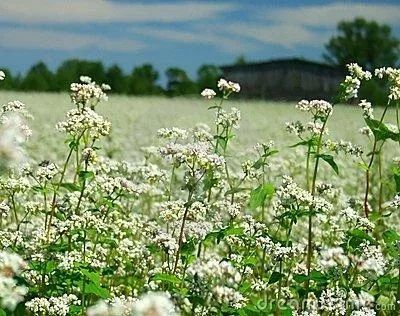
<box><xmin>0</xmin><ymin>65</ymin><xmax>399</xmax><ymax>316</ymax></box>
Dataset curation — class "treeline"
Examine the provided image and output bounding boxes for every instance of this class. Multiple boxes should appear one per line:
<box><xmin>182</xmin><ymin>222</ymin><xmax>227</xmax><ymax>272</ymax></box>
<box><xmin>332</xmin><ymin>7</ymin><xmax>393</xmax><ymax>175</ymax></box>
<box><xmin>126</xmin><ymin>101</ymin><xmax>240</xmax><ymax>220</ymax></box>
<box><xmin>0</xmin><ymin>59</ymin><xmax>222</xmax><ymax>96</ymax></box>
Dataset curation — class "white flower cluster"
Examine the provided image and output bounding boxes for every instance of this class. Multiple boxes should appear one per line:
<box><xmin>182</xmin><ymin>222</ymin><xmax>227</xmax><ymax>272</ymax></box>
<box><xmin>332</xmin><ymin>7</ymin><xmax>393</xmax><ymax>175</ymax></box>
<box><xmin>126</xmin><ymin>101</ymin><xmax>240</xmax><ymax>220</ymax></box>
<box><xmin>200</xmin><ymin>88</ymin><xmax>217</xmax><ymax>99</ymax></box>
<box><xmin>375</xmin><ymin>67</ymin><xmax>400</xmax><ymax>100</ymax></box>
<box><xmin>349</xmin><ymin>290</ymin><xmax>374</xmax><ymax>310</ymax></box>
<box><xmin>384</xmin><ymin>194</ymin><xmax>400</xmax><ymax>209</ymax></box>
<box><xmin>87</xmin><ymin>296</ymin><xmax>137</xmax><ymax>316</ymax></box>
<box><xmin>296</xmin><ymin>99</ymin><xmax>333</xmax><ymax>117</ymax></box>
<box><xmin>357</xmin><ymin>242</ymin><xmax>387</xmax><ymax>276</ymax></box>
<box><xmin>274</xmin><ymin>176</ymin><xmax>332</xmax><ymax>214</ymax></box>
<box><xmin>159</xmin><ymin>141</ymin><xmax>225</xmax><ymax>170</ymax></box>
<box><xmin>70</xmin><ymin>76</ymin><xmax>110</xmax><ymax>107</ymax></box>
<box><xmin>0</xmin><ymin>251</ymin><xmax>27</xmax><ymax>311</ymax></box>
<box><xmin>265</xmin><ymin>238</ymin><xmax>303</xmax><ymax>261</ymax></box>
<box><xmin>319</xmin><ymin>286</ymin><xmax>347</xmax><ymax>316</ymax></box>
<box><xmin>217</xmin><ymin>78</ymin><xmax>241</xmax><ymax>93</ymax></box>
<box><xmin>2</xmin><ymin>100</ymin><xmax>32</xmax><ymax>119</ymax></box>
<box><xmin>157</xmin><ymin>127</ymin><xmax>188</xmax><ymax>140</ymax></box>
<box><xmin>36</xmin><ymin>161</ymin><xmax>58</xmax><ymax>181</ymax></box>
<box><xmin>285</xmin><ymin>121</ymin><xmax>305</xmax><ymax>136</ymax></box>
<box><xmin>56</xmin><ymin>107</ymin><xmax>111</xmax><ymax>139</ymax></box>
<box><xmin>0</xmin><ymin>201</ymin><xmax>10</xmax><ymax>217</ymax></box>
<box><xmin>342</xmin><ymin>63</ymin><xmax>371</xmax><ymax>99</ymax></box>
<box><xmin>319</xmin><ymin>247</ymin><xmax>349</xmax><ymax>271</ymax></box>
<box><xmin>358</xmin><ymin>100</ymin><xmax>374</xmax><ymax>119</ymax></box>
<box><xmin>153</xmin><ymin>231</ymin><xmax>179</xmax><ymax>256</ymax></box>
<box><xmin>306</xmin><ymin>121</ymin><xmax>329</xmax><ymax>135</ymax></box>
<box><xmin>0</xmin><ymin>70</ymin><xmax>5</xmax><ymax>81</ymax></box>
<box><xmin>215</xmin><ymin>107</ymin><xmax>241</xmax><ymax>129</ymax></box>
<box><xmin>25</xmin><ymin>294</ymin><xmax>80</xmax><ymax>316</ymax></box>
<box><xmin>133</xmin><ymin>292</ymin><xmax>177</xmax><ymax>316</ymax></box>
<box><xmin>187</xmin><ymin>258</ymin><xmax>241</xmax><ymax>286</ymax></box>
<box><xmin>341</xmin><ymin>207</ymin><xmax>374</xmax><ymax>230</ymax></box>
<box><xmin>350</xmin><ymin>307</ymin><xmax>376</xmax><ymax>316</ymax></box>
<box><xmin>212</xmin><ymin>285</ymin><xmax>247</xmax><ymax>309</ymax></box>
<box><xmin>324</xmin><ymin>139</ymin><xmax>363</xmax><ymax>157</ymax></box>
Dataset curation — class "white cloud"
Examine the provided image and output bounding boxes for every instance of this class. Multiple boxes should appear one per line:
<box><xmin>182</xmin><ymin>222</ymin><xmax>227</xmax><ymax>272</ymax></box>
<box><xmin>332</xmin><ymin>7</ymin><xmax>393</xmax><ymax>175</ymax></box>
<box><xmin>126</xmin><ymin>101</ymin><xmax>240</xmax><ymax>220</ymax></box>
<box><xmin>0</xmin><ymin>27</ymin><xmax>145</xmax><ymax>52</ymax></box>
<box><xmin>225</xmin><ymin>23</ymin><xmax>326</xmax><ymax>48</ymax></box>
<box><xmin>226</xmin><ymin>2</ymin><xmax>400</xmax><ymax>49</ymax></box>
<box><xmin>132</xmin><ymin>27</ymin><xmax>257</xmax><ymax>53</ymax></box>
<box><xmin>264</xmin><ymin>2</ymin><xmax>400</xmax><ymax>28</ymax></box>
<box><xmin>0</xmin><ymin>0</ymin><xmax>234</xmax><ymax>24</ymax></box>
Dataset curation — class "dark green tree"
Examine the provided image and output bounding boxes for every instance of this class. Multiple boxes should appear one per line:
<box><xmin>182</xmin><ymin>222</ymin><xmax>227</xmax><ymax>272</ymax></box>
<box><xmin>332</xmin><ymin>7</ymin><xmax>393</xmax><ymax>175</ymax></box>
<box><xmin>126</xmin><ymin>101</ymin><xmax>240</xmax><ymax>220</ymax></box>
<box><xmin>55</xmin><ymin>59</ymin><xmax>106</xmax><ymax>91</ymax></box>
<box><xmin>234</xmin><ymin>54</ymin><xmax>247</xmax><ymax>66</ymax></box>
<box><xmin>20</xmin><ymin>62</ymin><xmax>55</xmax><ymax>91</ymax></box>
<box><xmin>128</xmin><ymin>63</ymin><xmax>162</xmax><ymax>95</ymax></box>
<box><xmin>106</xmin><ymin>64</ymin><xmax>127</xmax><ymax>94</ymax></box>
<box><xmin>0</xmin><ymin>69</ymin><xmax>20</xmax><ymax>91</ymax></box>
<box><xmin>324</xmin><ymin>18</ymin><xmax>400</xmax><ymax>69</ymax></box>
<box><xmin>165</xmin><ymin>67</ymin><xmax>197</xmax><ymax>97</ymax></box>
<box><xmin>197</xmin><ymin>64</ymin><xmax>222</xmax><ymax>92</ymax></box>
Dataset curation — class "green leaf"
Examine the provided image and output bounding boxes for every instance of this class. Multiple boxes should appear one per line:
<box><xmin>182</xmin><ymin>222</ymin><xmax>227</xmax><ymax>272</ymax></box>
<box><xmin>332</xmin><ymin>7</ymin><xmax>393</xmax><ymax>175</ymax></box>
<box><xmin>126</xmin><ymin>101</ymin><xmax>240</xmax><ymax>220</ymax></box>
<box><xmin>85</xmin><ymin>282</ymin><xmax>110</xmax><ymax>299</ymax></box>
<box><xmin>243</xmin><ymin>256</ymin><xmax>258</xmax><ymax>266</ymax></box>
<box><xmin>309</xmin><ymin>270</ymin><xmax>327</xmax><ymax>283</ymax></box>
<box><xmin>383</xmin><ymin>229</ymin><xmax>400</xmax><ymax>244</ymax></box>
<box><xmin>249</xmin><ymin>183</ymin><xmax>275</xmax><ymax>209</ymax></box>
<box><xmin>252</xmin><ymin>158</ymin><xmax>264</xmax><ymax>170</ymax></box>
<box><xmin>151</xmin><ymin>273</ymin><xmax>181</xmax><ymax>285</ymax></box>
<box><xmin>0</xmin><ymin>308</ymin><xmax>6</xmax><ymax>316</ymax></box>
<box><xmin>365</xmin><ymin>118</ymin><xmax>399</xmax><ymax>142</ymax></box>
<box><xmin>60</xmin><ymin>182</ymin><xmax>80</xmax><ymax>192</ymax></box>
<box><xmin>348</xmin><ymin>229</ymin><xmax>376</xmax><ymax>248</ymax></box>
<box><xmin>78</xmin><ymin>171</ymin><xmax>95</xmax><ymax>182</ymax></box>
<box><xmin>317</xmin><ymin>154</ymin><xmax>339</xmax><ymax>175</ymax></box>
<box><xmin>82</xmin><ymin>269</ymin><xmax>101</xmax><ymax>286</ymax></box>
<box><xmin>268</xmin><ymin>271</ymin><xmax>285</xmax><ymax>284</ymax></box>
<box><xmin>289</xmin><ymin>138</ymin><xmax>317</xmax><ymax>148</ymax></box>
<box><xmin>224</xmin><ymin>226</ymin><xmax>244</xmax><ymax>236</ymax></box>
<box><xmin>293</xmin><ymin>274</ymin><xmax>308</xmax><ymax>283</ymax></box>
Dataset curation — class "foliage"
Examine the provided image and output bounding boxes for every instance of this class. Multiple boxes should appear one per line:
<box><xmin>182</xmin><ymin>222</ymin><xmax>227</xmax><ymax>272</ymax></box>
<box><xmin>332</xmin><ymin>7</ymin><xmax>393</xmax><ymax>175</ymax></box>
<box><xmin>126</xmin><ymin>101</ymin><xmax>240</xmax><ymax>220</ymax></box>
<box><xmin>324</xmin><ymin>18</ymin><xmax>400</xmax><ymax>69</ymax></box>
<box><xmin>166</xmin><ymin>67</ymin><xmax>198</xmax><ymax>96</ymax></box>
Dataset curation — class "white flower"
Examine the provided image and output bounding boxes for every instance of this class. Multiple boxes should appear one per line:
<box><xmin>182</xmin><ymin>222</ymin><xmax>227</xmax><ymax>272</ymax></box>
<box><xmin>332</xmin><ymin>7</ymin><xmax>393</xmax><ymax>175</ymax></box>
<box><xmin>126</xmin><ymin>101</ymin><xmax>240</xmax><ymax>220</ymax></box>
<box><xmin>132</xmin><ymin>292</ymin><xmax>176</xmax><ymax>316</ymax></box>
<box><xmin>80</xmin><ymin>76</ymin><xmax>92</xmax><ymax>84</ymax></box>
<box><xmin>358</xmin><ymin>100</ymin><xmax>374</xmax><ymax>119</ymax></box>
<box><xmin>0</xmin><ymin>71</ymin><xmax>5</xmax><ymax>81</ymax></box>
<box><xmin>201</xmin><ymin>88</ymin><xmax>216</xmax><ymax>99</ymax></box>
<box><xmin>217</xmin><ymin>78</ymin><xmax>241</xmax><ymax>93</ymax></box>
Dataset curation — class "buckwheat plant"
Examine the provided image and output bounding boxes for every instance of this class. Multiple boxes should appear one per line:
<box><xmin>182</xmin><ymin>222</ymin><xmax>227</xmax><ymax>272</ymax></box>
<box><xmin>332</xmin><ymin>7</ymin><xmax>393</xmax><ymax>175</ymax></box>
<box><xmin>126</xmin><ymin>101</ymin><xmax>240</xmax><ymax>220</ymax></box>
<box><xmin>0</xmin><ymin>65</ymin><xmax>400</xmax><ymax>316</ymax></box>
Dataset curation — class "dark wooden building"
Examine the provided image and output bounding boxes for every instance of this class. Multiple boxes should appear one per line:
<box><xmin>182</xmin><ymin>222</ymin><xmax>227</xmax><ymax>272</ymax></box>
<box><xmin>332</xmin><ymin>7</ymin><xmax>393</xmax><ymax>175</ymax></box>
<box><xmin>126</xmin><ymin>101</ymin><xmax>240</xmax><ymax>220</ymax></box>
<box><xmin>221</xmin><ymin>58</ymin><xmax>345</xmax><ymax>101</ymax></box>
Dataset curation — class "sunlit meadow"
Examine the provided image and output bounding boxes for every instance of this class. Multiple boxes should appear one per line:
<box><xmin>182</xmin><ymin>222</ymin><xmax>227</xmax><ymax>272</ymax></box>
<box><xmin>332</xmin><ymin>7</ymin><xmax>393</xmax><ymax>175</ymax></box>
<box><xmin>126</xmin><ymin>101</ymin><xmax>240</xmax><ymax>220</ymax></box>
<box><xmin>0</xmin><ymin>65</ymin><xmax>399</xmax><ymax>316</ymax></box>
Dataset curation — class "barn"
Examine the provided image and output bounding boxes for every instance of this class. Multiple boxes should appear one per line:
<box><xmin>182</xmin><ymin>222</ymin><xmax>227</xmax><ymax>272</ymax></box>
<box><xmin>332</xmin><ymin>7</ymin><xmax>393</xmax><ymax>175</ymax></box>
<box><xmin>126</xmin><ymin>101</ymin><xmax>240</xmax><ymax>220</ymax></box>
<box><xmin>220</xmin><ymin>58</ymin><xmax>345</xmax><ymax>101</ymax></box>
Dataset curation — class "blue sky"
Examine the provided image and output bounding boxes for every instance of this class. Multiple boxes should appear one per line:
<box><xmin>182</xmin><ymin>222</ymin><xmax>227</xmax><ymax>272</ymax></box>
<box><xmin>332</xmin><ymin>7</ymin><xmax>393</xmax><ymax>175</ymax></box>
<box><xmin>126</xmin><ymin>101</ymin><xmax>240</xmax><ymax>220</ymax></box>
<box><xmin>0</xmin><ymin>0</ymin><xmax>399</xmax><ymax>81</ymax></box>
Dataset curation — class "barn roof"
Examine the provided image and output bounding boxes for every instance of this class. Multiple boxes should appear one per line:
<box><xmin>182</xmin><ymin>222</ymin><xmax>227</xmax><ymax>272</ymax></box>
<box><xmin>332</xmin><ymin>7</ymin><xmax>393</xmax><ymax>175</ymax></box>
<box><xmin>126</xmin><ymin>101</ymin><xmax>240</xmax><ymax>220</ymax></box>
<box><xmin>221</xmin><ymin>58</ymin><xmax>344</xmax><ymax>75</ymax></box>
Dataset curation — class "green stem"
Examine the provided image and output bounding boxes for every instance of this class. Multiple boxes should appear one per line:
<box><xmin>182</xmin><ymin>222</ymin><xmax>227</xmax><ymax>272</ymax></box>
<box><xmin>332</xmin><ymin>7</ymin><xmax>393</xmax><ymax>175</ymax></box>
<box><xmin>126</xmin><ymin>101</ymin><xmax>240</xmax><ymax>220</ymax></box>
<box><xmin>363</xmin><ymin>101</ymin><xmax>390</xmax><ymax>217</ymax></box>
<box><xmin>305</xmin><ymin>119</ymin><xmax>327</xmax><ymax>291</ymax></box>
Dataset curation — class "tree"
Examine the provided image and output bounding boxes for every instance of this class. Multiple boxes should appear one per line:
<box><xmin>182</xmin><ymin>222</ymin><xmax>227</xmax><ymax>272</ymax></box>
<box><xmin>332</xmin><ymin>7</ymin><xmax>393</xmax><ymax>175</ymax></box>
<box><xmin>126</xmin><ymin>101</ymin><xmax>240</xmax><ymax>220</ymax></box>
<box><xmin>197</xmin><ymin>64</ymin><xmax>222</xmax><ymax>92</ymax></box>
<box><xmin>128</xmin><ymin>64</ymin><xmax>162</xmax><ymax>95</ymax></box>
<box><xmin>0</xmin><ymin>69</ymin><xmax>20</xmax><ymax>91</ymax></box>
<box><xmin>234</xmin><ymin>54</ymin><xmax>247</xmax><ymax>66</ymax></box>
<box><xmin>55</xmin><ymin>59</ymin><xmax>106</xmax><ymax>91</ymax></box>
<box><xmin>106</xmin><ymin>65</ymin><xmax>127</xmax><ymax>94</ymax></box>
<box><xmin>20</xmin><ymin>62</ymin><xmax>55</xmax><ymax>91</ymax></box>
<box><xmin>324</xmin><ymin>18</ymin><xmax>400</xmax><ymax>70</ymax></box>
<box><xmin>165</xmin><ymin>67</ymin><xmax>197</xmax><ymax>97</ymax></box>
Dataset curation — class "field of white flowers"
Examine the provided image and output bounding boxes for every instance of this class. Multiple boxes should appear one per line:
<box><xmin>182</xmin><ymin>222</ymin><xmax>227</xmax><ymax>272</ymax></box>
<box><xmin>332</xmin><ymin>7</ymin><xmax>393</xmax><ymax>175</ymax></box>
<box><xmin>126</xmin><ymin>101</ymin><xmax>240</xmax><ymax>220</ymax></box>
<box><xmin>0</xmin><ymin>64</ymin><xmax>399</xmax><ymax>316</ymax></box>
